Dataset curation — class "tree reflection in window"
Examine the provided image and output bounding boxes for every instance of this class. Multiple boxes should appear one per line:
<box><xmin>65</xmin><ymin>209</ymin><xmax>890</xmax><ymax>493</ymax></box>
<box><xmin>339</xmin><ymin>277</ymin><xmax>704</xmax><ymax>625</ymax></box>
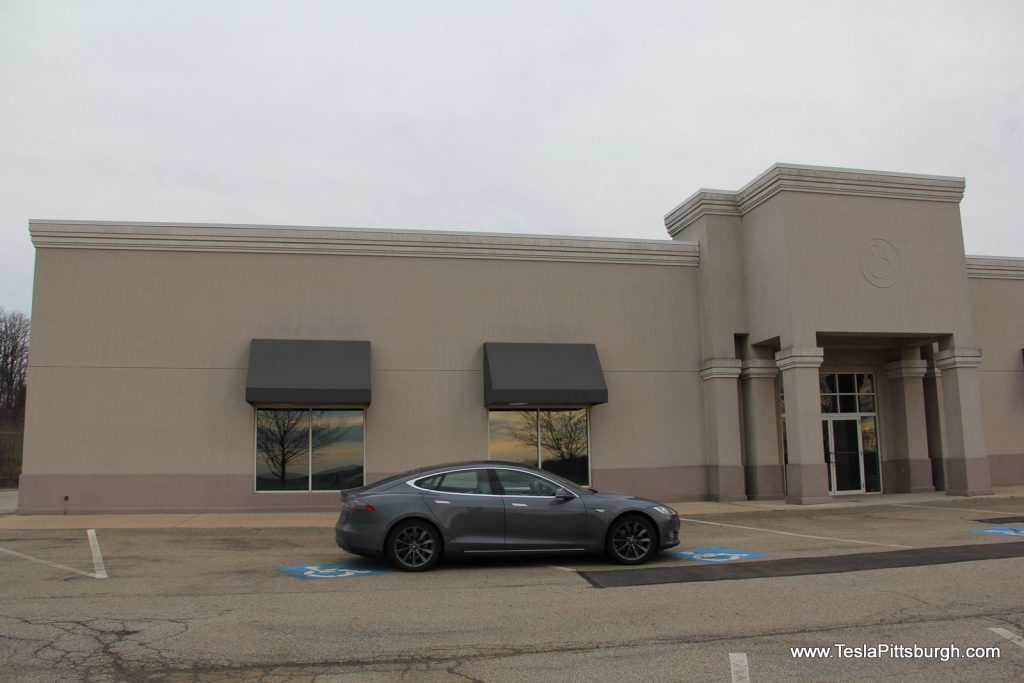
<box><xmin>256</xmin><ymin>409</ymin><xmax>358</xmax><ymax>491</ymax></box>
<box><xmin>256</xmin><ymin>410</ymin><xmax>308</xmax><ymax>490</ymax></box>
<box><xmin>492</xmin><ymin>408</ymin><xmax>590</xmax><ymax>485</ymax></box>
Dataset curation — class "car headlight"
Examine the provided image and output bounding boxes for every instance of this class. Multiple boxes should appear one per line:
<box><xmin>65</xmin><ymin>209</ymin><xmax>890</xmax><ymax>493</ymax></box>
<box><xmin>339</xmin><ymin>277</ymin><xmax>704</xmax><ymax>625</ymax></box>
<box><xmin>651</xmin><ymin>505</ymin><xmax>676</xmax><ymax>517</ymax></box>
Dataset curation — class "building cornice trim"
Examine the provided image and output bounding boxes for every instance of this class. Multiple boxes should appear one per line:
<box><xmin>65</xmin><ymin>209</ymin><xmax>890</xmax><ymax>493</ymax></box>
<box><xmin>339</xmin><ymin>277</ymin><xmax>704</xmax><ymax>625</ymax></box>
<box><xmin>665</xmin><ymin>163</ymin><xmax>965</xmax><ymax>237</ymax></box>
<box><xmin>699</xmin><ymin>358</ymin><xmax>743</xmax><ymax>381</ymax></box>
<box><xmin>965</xmin><ymin>256</ymin><xmax>1024</xmax><ymax>280</ymax></box>
<box><xmin>934</xmin><ymin>348</ymin><xmax>983</xmax><ymax>371</ymax></box>
<box><xmin>740</xmin><ymin>359</ymin><xmax>779</xmax><ymax>381</ymax></box>
<box><xmin>885</xmin><ymin>360</ymin><xmax>929</xmax><ymax>380</ymax></box>
<box><xmin>29</xmin><ymin>220</ymin><xmax>701</xmax><ymax>267</ymax></box>
<box><xmin>774</xmin><ymin>347</ymin><xmax>825</xmax><ymax>372</ymax></box>
<box><xmin>664</xmin><ymin>191</ymin><xmax>741</xmax><ymax>237</ymax></box>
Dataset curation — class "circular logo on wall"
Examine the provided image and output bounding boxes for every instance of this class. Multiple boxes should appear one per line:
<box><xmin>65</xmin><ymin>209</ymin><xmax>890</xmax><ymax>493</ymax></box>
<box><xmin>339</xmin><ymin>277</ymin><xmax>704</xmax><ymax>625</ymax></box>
<box><xmin>859</xmin><ymin>238</ymin><xmax>902</xmax><ymax>288</ymax></box>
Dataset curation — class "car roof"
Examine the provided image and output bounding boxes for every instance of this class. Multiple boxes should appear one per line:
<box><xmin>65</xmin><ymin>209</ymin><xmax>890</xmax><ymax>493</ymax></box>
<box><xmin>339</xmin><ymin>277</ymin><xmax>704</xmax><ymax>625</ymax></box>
<box><xmin>406</xmin><ymin>460</ymin><xmax>533</xmax><ymax>475</ymax></box>
<box><xmin>353</xmin><ymin>461</ymin><xmax>526</xmax><ymax>493</ymax></box>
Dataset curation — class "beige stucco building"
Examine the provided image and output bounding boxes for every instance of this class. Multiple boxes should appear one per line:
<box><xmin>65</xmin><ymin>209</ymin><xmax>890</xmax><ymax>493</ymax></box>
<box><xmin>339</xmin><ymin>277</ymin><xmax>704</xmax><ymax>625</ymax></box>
<box><xmin>17</xmin><ymin>164</ymin><xmax>1024</xmax><ymax>513</ymax></box>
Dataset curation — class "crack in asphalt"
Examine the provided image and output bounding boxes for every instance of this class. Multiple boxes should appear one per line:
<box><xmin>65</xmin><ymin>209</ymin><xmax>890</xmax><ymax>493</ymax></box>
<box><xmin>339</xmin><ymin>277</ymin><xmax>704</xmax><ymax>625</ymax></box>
<box><xmin>6</xmin><ymin>605</ymin><xmax>1019</xmax><ymax>682</ymax></box>
<box><xmin>0</xmin><ymin>611</ymin><xmax>238</xmax><ymax>682</ymax></box>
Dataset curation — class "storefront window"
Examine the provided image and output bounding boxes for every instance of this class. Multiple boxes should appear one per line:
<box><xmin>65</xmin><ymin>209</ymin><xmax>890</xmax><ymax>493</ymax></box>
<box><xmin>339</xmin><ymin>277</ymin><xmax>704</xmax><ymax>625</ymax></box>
<box><xmin>488</xmin><ymin>408</ymin><xmax>590</xmax><ymax>485</ymax></box>
<box><xmin>487</xmin><ymin>410</ymin><xmax>538</xmax><ymax>467</ymax></box>
<box><xmin>256</xmin><ymin>409</ymin><xmax>364</xmax><ymax>491</ymax></box>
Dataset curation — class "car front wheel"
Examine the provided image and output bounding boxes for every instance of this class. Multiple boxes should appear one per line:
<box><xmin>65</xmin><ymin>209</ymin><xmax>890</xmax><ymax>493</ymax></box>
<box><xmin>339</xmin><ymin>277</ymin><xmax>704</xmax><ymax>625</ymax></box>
<box><xmin>606</xmin><ymin>514</ymin><xmax>657</xmax><ymax>564</ymax></box>
<box><xmin>386</xmin><ymin>520</ymin><xmax>442</xmax><ymax>572</ymax></box>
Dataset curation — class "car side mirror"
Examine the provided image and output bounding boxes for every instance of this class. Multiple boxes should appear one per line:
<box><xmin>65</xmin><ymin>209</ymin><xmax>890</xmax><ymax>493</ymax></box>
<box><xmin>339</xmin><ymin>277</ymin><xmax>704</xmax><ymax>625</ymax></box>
<box><xmin>554</xmin><ymin>488</ymin><xmax>574</xmax><ymax>500</ymax></box>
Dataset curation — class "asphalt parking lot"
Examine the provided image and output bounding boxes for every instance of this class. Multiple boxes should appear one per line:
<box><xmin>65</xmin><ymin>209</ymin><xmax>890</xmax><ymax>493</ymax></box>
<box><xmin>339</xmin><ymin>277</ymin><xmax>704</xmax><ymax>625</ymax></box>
<box><xmin>1</xmin><ymin>496</ymin><xmax>1023</xmax><ymax>682</ymax></box>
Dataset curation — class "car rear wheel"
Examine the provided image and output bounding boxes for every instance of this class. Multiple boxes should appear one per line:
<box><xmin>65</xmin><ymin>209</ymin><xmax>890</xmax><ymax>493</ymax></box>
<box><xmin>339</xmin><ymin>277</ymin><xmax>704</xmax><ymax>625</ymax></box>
<box><xmin>386</xmin><ymin>520</ymin><xmax>442</xmax><ymax>572</ymax></box>
<box><xmin>606</xmin><ymin>514</ymin><xmax>657</xmax><ymax>565</ymax></box>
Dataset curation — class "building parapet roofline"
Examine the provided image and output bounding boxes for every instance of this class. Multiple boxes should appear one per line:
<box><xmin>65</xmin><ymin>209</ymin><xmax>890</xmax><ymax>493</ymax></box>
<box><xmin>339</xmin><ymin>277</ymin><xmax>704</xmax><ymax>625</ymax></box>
<box><xmin>665</xmin><ymin>163</ymin><xmax>966</xmax><ymax>237</ymax></box>
<box><xmin>965</xmin><ymin>256</ymin><xmax>1024</xmax><ymax>279</ymax></box>
<box><xmin>29</xmin><ymin>220</ymin><xmax>700</xmax><ymax>268</ymax></box>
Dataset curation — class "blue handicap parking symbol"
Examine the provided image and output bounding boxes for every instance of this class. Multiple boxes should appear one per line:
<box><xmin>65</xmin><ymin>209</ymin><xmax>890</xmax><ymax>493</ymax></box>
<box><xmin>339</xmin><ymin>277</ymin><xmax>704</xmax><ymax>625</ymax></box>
<box><xmin>970</xmin><ymin>527</ymin><xmax>1024</xmax><ymax>538</ymax></box>
<box><xmin>279</xmin><ymin>562</ymin><xmax>389</xmax><ymax>579</ymax></box>
<box><xmin>669</xmin><ymin>547</ymin><xmax>768</xmax><ymax>564</ymax></box>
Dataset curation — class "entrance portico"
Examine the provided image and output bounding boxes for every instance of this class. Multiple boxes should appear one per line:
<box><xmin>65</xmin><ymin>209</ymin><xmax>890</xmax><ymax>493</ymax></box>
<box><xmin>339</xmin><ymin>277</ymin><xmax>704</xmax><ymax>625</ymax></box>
<box><xmin>666</xmin><ymin>164</ymin><xmax>997</xmax><ymax>504</ymax></box>
<box><xmin>771</xmin><ymin>336</ymin><xmax>993</xmax><ymax>504</ymax></box>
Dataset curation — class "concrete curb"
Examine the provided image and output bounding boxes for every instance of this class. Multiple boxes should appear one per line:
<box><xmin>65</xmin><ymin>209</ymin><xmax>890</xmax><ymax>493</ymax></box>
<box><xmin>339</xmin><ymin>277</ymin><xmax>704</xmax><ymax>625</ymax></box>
<box><xmin>0</xmin><ymin>487</ymin><xmax>1021</xmax><ymax>530</ymax></box>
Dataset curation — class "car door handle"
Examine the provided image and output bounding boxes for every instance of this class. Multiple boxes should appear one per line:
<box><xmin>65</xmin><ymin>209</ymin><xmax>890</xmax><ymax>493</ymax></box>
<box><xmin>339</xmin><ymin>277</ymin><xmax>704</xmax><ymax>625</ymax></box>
<box><xmin>432</xmin><ymin>500</ymin><xmax>451</xmax><ymax>505</ymax></box>
<box><xmin>511</xmin><ymin>503</ymin><xmax>528</xmax><ymax>507</ymax></box>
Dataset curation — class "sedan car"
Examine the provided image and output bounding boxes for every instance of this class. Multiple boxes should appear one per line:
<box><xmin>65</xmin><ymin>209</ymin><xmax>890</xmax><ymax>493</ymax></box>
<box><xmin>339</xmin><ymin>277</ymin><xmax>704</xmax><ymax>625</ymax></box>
<box><xmin>335</xmin><ymin>460</ymin><xmax>680</xmax><ymax>571</ymax></box>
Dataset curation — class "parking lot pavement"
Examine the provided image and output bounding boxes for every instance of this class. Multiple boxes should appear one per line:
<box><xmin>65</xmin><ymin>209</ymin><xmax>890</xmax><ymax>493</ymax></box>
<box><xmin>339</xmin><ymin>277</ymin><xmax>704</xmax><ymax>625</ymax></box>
<box><xmin>0</xmin><ymin>497</ymin><xmax>1023</xmax><ymax>681</ymax></box>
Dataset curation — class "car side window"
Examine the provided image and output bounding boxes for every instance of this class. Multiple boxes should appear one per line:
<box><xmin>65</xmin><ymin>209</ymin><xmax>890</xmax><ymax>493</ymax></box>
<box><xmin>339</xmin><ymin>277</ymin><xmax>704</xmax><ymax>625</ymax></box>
<box><xmin>416</xmin><ymin>474</ymin><xmax>444</xmax><ymax>491</ymax></box>
<box><xmin>494</xmin><ymin>469</ymin><xmax>560</xmax><ymax>497</ymax></box>
<box><xmin>415</xmin><ymin>470</ymin><xmax>493</xmax><ymax>495</ymax></box>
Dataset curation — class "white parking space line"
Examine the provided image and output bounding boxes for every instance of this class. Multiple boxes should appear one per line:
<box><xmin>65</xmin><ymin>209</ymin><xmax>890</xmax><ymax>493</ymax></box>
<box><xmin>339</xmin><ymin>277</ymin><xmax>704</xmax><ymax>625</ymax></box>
<box><xmin>546</xmin><ymin>565</ymin><xmax>575</xmax><ymax>572</ymax></box>
<box><xmin>891</xmin><ymin>503</ymin><xmax>1017</xmax><ymax>516</ymax></box>
<box><xmin>0</xmin><ymin>529</ymin><xmax>109</xmax><ymax>579</ymax></box>
<box><xmin>678</xmin><ymin>517</ymin><xmax>913</xmax><ymax>549</ymax></box>
<box><xmin>729</xmin><ymin>652</ymin><xmax>750</xmax><ymax>683</ymax></box>
<box><xmin>0</xmin><ymin>545</ymin><xmax>100</xmax><ymax>579</ymax></box>
<box><xmin>989</xmin><ymin>627</ymin><xmax>1024</xmax><ymax>650</ymax></box>
<box><xmin>88</xmin><ymin>529</ymin><xmax>108</xmax><ymax>579</ymax></box>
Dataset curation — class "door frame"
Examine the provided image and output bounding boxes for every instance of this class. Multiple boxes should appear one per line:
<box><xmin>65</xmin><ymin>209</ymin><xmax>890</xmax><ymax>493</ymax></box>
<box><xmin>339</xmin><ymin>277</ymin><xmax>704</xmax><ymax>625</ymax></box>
<box><xmin>822</xmin><ymin>414</ymin><xmax>867</xmax><ymax>495</ymax></box>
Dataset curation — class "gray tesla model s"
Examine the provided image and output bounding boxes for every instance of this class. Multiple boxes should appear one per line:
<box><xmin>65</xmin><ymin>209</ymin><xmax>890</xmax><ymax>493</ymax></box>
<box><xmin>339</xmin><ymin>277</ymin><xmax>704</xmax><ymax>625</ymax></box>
<box><xmin>335</xmin><ymin>461</ymin><xmax>681</xmax><ymax>571</ymax></box>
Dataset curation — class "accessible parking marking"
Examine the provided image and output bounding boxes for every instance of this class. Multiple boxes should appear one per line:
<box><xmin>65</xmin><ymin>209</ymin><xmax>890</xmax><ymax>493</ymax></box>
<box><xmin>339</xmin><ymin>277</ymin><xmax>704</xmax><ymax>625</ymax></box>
<box><xmin>670</xmin><ymin>547</ymin><xmax>768</xmax><ymax>564</ymax></box>
<box><xmin>0</xmin><ymin>529</ymin><xmax>108</xmax><ymax>579</ymax></box>
<box><xmin>971</xmin><ymin>527</ymin><xmax>1024</xmax><ymax>537</ymax></box>
<box><xmin>966</xmin><ymin>528</ymin><xmax>1024</xmax><ymax>540</ymax></box>
<box><xmin>677</xmin><ymin>516</ymin><xmax>912</xmax><ymax>549</ymax></box>
<box><xmin>279</xmin><ymin>561</ymin><xmax>388</xmax><ymax>579</ymax></box>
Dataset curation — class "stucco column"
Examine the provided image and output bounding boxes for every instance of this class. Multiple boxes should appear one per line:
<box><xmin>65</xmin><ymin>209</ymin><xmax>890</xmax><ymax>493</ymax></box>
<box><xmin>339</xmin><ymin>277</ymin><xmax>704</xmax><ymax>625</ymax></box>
<box><xmin>934</xmin><ymin>348</ymin><xmax>992</xmax><ymax>496</ymax></box>
<box><xmin>700</xmin><ymin>358</ymin><xmax>747</xmax><ymax>501</ymax></box>
<box><xmin>740</xmin><ymin>359</ymin><xmax>784</xmax><ymax>499</ymax></box>
<box><xmin>776</xmin><ymin>347</ymin><xmax>831</xmax><ymax>505</ymax></box>
<box><xmin>922</xmin><ymin>358</ymin><xmax>947</xmax><ymax>491</ymax></box>
<box><xmin>884</xmin><ymin>359</ymin><xmax>934</xmax><ymax>493</ymax></box>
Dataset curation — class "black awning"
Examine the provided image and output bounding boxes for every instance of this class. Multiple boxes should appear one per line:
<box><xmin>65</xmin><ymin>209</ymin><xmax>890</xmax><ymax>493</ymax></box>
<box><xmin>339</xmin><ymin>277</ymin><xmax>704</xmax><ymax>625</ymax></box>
<box><xmin>483</xmin><ymin>342</ymin><xmax>608</xmax><ymax>407</ymax></box>
<box><xmin>245</xmin><ymin>339</ymin><xmax>371</xmax><ymax>406</ymax></box>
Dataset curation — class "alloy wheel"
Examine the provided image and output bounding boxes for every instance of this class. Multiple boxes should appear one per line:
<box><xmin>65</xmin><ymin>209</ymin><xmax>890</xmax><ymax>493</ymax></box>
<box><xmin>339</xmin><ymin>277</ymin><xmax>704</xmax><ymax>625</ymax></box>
<box><xmin>393</xmin><ymin>526</ymin><xmax>436</xmax><ymax>568</ymax></box>
<box><xmin>611</xmin><ymin>520</ymin><xmax>652</xmax><ymax>561</ymax></box>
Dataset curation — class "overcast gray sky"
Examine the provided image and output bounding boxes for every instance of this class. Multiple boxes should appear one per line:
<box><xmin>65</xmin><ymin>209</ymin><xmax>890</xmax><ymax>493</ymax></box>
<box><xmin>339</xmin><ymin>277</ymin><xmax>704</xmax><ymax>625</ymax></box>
<box><xmin>1</xmin><ymin>0</ymin><xmax>1022</xmax><ymax>313</ymax></box>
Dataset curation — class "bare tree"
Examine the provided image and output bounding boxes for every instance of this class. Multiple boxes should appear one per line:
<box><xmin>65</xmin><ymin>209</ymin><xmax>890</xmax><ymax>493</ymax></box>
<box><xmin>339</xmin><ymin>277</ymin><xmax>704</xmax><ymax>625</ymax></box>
<box><xmin>0</xmin><ymin>309</ymin><xmax>30</xmax><ymax>409</ymax></box>
<box><xmin>507</xmin><ymin>410</ymin><xmax>588</xmax><ymax>461</ymax></box>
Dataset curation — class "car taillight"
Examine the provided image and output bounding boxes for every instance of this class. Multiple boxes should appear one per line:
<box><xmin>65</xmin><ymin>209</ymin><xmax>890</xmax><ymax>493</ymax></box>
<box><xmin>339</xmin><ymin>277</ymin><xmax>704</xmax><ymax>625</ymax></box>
<box><xmin>360</xmin><ymin>503</ymin><xmax>375</xmax><ymax>513</ymax></box>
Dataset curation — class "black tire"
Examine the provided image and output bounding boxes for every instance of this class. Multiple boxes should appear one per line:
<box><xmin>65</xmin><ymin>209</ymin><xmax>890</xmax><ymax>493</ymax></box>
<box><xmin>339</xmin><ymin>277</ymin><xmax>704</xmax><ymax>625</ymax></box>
<box><xmin>605</xmin><ymin>514</ymin><xmax>658</xmax><ymax>565</ymax></box>
<box><xmin>385</xmin><ymin>519</ymin><xmax>442</xmax><ymax>572</ymax></box>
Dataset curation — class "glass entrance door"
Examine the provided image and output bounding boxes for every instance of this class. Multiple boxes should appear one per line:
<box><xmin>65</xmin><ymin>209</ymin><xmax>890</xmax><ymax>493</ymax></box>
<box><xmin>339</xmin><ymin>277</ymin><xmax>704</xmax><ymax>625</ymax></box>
<box><xmin>822</xmin><ymin>417</ymin><xmax>865</xmax><ymax>494</ymax></box>
<box><xmin>817</xmin><ymin>372</ymin><xmax>882</xmax><ymax>495</ymax></box>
